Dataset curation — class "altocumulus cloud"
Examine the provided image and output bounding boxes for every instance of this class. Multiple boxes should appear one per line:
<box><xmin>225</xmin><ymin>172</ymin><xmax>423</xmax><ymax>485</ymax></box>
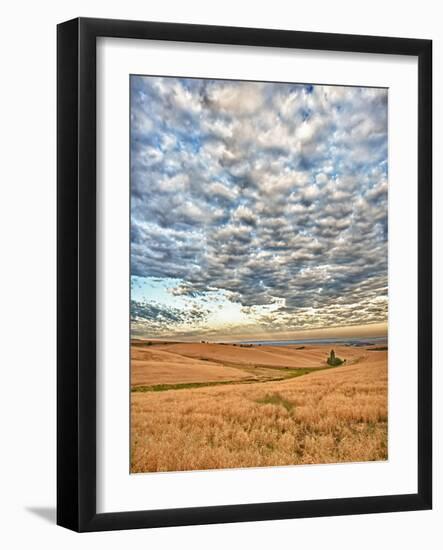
<box><xmin>130</xmin><ymin>76</ymin><xmax>388</xmax><ymax>339</ymax></box>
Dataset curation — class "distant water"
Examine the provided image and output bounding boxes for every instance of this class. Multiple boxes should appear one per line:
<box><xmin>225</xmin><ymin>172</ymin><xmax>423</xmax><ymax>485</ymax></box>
<box><xmin>237</xmin><ymin>336</ymin><xmax>388</xmax><ymax>347</ymax></box>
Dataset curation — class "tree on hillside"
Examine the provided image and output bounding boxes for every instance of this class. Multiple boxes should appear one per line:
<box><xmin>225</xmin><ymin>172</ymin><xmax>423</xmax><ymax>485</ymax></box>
<box><xmin>327</xmin><ymin>349</ymin><xmax>344</xmax><ymax>366</ymax></box>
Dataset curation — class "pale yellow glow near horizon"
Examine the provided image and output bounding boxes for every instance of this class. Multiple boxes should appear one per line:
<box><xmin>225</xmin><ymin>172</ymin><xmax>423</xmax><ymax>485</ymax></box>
<box><xmin>135</xmin><ymin>321</ymin><xmax>387</xmax><ymax>343</ymax></box>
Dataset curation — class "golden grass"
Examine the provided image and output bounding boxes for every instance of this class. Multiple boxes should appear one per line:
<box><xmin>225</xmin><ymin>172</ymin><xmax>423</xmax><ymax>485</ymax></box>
<box><xmin>150</xmin><ymin>341</ymin><xmax>364</xmax><ymax>369</ymax></box>
<box><xmin>131</xmin><ymin>345</ymin><xmax>250</xmax><ymax>386</ymax></box>
<box><xmin>131</xmin><ymin>341</ymin><xmax>366</xmax><ymax>387</ymax></box>
<box><xmin>131</xmin><ymin>349</ymin><xmax>387</xmax><ymax>472</ymax></box>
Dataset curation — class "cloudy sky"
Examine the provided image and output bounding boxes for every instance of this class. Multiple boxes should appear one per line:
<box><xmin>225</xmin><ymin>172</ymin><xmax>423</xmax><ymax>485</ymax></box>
<box><xmin>130</xmin><ymin>75</ymin><xmax>388</xmax><ymax>341</ymax></box>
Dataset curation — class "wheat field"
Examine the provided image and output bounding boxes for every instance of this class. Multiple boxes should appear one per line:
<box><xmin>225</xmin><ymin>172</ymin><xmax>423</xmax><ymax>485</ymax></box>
<box><xmin>131</xmin><ymin>344</ymin><xmax>252</xmax><ymax>386</ymax></box>
<box><xmin>131</xmin><ymin>344</ymin><xmax>387</xmax><ymax>472</ymax></box>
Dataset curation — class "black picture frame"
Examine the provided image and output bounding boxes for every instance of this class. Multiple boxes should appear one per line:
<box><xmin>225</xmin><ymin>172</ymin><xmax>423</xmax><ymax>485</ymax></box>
<box><xmin>57</xmin><ymin>17</ymin><xmax>432</xmax><ymax>532</ymax></box>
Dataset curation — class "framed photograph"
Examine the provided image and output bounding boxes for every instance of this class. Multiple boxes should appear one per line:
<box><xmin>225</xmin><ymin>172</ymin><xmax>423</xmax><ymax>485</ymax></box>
<box><xmin>57</xmin><ymin>17</ymin><xmax>432</xmax><ymax>532</ymax></box>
